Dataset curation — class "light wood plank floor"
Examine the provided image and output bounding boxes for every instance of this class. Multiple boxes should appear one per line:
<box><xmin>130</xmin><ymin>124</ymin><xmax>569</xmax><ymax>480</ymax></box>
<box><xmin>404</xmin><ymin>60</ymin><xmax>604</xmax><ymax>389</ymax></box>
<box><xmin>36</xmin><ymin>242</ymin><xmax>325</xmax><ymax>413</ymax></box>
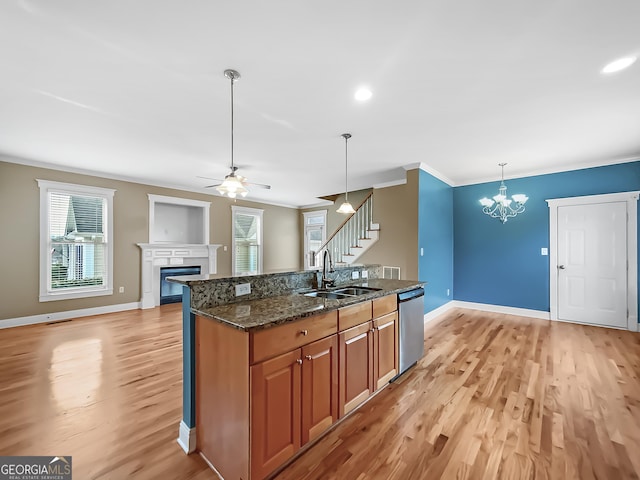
<box><xmin>1</xmin><ymin>306</ymin><xmax>639</xmax><ymax>479</ymax></box>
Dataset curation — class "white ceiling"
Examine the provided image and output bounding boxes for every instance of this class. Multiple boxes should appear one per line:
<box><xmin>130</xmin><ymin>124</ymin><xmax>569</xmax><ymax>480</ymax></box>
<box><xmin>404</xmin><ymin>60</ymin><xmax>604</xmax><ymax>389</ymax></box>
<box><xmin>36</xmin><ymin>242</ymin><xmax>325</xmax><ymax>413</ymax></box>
<box><xmin>1</xmin><ymin>1</ymin><xmax>639</xmax><ymax>207</ymax></box>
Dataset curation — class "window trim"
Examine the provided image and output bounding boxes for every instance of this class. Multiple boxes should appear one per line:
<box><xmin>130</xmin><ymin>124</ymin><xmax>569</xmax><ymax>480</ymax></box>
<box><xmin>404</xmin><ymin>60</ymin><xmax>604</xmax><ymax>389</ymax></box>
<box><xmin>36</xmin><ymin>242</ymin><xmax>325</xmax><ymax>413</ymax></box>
<box><xmin>303</xmin><ymin>210</ymin><xmax>327</xmax><ymax>270</ymax></box>
<box><xmin>231</xmin><ymin>205</ymin><xmax>264</xmax><ymax>276</ymax></box>
<box><xmin>37</xmin><ymin>179</ymin><xmax>115</xmax><ymax>302</ymax></box>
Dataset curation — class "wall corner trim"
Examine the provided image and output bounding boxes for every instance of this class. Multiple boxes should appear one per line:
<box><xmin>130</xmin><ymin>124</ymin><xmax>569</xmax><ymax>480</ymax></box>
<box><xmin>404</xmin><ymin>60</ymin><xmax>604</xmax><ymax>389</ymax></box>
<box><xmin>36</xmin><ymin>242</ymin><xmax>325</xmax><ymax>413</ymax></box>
<box><xmin>404</xmin><ymin>162</ymin><xmax>455</xmax><ymax>187</ymax></box>
<box><xmin>177</xmin><ymin>420</ymin><xmax>196</xmax><ymax>454</ymax></box>
<box><xmin>424</xmin><ymin>302</ymin><xmax>456</xmax><ymax>324</ymax></box>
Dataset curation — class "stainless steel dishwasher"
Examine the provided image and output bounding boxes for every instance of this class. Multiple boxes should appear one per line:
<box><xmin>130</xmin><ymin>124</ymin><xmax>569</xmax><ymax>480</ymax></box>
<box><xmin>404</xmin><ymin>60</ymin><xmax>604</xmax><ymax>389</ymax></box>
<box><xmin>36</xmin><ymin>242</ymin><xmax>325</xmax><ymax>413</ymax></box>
<box><xmin>397</xmin><ymin>287</ymin><xmax>425</xmax><ymax>375</ymax></box>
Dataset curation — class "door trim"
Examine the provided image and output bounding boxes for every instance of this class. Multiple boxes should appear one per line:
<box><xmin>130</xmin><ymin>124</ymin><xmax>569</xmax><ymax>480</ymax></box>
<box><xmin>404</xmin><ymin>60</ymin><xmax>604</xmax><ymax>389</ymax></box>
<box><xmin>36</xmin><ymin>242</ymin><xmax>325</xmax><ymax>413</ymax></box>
<box><xmin>547</xmin><ymin>191</ymin><xmax>639</xmax><ymax>331</ymax></box>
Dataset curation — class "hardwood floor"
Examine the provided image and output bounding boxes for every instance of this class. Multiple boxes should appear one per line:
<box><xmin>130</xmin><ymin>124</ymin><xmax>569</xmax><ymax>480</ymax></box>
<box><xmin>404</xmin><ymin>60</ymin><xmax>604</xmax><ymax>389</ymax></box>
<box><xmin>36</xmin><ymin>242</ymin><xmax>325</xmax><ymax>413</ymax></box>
<box><xmin>1</xmin><ymin>306</ymin><xmax>638</xmax><ymax>479</ymax></box>
<box><xmin>276</xmin><ymin>309</ymin><xmax>640</xmax><ymax>480</ymax></box>
<box><xmin>0</xmin><ymin>304</ymin><xmax>212</xmax><ymax>480</ymax></box>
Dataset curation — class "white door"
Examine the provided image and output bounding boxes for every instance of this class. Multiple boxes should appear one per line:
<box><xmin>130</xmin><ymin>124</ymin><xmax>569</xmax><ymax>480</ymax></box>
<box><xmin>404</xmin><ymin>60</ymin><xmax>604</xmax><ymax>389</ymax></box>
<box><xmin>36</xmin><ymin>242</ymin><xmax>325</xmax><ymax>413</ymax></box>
<box><xmin>557</xmin><ymin>201</ymin><xmax>627</xmax><ymax>328</ymax></box>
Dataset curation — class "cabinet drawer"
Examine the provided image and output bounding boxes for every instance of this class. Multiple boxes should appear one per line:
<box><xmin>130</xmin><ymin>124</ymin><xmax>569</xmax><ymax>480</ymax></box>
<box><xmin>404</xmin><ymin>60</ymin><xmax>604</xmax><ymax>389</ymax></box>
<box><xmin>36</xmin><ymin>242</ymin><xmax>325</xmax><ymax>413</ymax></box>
<box><xmin>372</xmin><ymin>294</ymin><xmax>397</xmax><ymax>318</ymax></box>
<box><xmin>338</xmin><ymin>301</ymin><xmax>372</xmax><ymax>331</ymax></box>
<box><xmin>251</xmin><ymin>311</ymin><xmax>338</xmax><ymax>364</ymax></box>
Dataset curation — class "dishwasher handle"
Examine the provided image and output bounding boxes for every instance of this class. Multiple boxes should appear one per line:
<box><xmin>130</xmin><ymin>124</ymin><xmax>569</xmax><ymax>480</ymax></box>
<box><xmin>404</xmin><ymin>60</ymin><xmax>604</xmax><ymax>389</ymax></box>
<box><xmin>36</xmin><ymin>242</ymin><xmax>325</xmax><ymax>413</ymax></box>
<box><xmin>398</xmin><ymin>287</ymin><xmax>424</xmax><ymax>303</ymax></box>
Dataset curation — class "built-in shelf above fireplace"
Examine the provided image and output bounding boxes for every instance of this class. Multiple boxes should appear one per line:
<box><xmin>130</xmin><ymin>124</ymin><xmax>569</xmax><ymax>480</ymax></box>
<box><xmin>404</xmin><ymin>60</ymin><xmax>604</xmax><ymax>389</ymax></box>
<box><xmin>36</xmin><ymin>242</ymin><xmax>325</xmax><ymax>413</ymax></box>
<box><xmin>138</xmin><ymin>194</ymin><xmax>218</xmax><ymax>309</ymax></box>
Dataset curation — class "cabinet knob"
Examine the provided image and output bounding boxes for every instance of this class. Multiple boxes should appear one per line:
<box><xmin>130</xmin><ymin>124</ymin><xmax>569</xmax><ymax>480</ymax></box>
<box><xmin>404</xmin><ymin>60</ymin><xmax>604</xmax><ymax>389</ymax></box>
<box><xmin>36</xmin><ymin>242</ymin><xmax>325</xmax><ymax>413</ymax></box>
<box><xmin>305</xmin><ymin>355</ymin><xmax>312</xmax><ymax>361</ymax></box>
<box><xmin>300</xmin><ymin>329</ymin><xmax>308</xmax><ymax>336</ymax></box>
<box><xmin>296</xmin><ymin>358</ymin><xmax>303</xmax><ymax>365</ymax></box>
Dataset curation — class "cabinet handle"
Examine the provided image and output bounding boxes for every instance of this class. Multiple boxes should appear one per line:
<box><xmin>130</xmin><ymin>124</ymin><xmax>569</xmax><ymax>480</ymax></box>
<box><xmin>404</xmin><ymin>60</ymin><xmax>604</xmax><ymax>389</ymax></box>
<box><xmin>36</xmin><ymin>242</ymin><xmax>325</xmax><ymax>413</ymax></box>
<box><xmin>305</xmin><ymin>355</ymin><xmax>312</xmax><ymax>361</ymax></box>
<box><xmin>296</xmin><ymin>358</ymin><xmax>303</xmax><ymax>365</ymax></box>
<box><xmin>300</xmin><ymin>329</ymin><xmax>308</xmax><ymax>336</ymax></box>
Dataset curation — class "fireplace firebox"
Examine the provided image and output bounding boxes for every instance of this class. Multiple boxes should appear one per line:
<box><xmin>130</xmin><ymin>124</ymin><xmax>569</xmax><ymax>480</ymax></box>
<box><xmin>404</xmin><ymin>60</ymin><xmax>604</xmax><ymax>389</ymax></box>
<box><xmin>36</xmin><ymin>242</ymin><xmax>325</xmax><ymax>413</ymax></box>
<box><xmin>160</xmin><ymin>266</ymin><xmax>201</xmax><ymax>304</ymax></box>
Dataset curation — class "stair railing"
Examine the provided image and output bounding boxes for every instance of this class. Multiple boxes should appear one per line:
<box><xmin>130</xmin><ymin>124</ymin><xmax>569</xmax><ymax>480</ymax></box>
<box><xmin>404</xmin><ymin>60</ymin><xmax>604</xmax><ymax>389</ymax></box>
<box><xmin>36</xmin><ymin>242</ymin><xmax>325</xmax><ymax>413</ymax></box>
<box><xmin>311</xmin><ymin>192</ymin><xmax>374</xmax><ymax>267</ymax></box>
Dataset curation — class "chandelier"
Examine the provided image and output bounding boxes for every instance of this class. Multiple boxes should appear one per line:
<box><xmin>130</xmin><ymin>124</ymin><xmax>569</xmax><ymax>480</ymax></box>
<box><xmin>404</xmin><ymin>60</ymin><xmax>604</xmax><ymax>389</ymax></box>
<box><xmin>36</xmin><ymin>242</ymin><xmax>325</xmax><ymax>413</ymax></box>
<box><xmin>479</xmin><ymin>163</ymin><xmax>528</xmax><ymax>223</ymax></box>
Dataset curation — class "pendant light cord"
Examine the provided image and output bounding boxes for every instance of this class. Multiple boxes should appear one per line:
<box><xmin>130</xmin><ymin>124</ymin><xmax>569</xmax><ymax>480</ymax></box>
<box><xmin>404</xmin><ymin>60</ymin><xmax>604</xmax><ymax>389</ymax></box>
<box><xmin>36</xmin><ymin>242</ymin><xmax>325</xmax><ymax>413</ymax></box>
<box><xmin>230</xmin><ymin>74</ymin><xmax>235</xmax><ymax>171</ymax></box>
<box><xmin>342</xmin><ymin>133</ymin><xmax>352</xmax><ymax>203</ymax></box>
<box><xmin>344</xmin><ymin>135</ymin><xmax>348</xmax><ymax>203</ymax></box>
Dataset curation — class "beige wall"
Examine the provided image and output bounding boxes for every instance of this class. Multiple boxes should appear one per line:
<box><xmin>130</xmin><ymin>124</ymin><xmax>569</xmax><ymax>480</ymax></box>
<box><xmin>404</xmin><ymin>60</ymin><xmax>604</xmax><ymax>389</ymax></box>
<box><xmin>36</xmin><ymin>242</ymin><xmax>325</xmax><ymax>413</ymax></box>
<box><xmin>299</xmin><ymin>188</ymin><xmax>372</xmax><ymax>263</ymax></box>
<box><xmin>358</xmin><ymin>170</ymin><xmax>419</xmax><ymax>280</ymax></box>
<box><xmin>0</xmin><ymin>161</ymin><xmax>301</xmax><ymax>321</ymax></box>
<box><xmin>298</xmin><ymin>173</ymin><xmax>419</xmax><ymax>280</ymax></box>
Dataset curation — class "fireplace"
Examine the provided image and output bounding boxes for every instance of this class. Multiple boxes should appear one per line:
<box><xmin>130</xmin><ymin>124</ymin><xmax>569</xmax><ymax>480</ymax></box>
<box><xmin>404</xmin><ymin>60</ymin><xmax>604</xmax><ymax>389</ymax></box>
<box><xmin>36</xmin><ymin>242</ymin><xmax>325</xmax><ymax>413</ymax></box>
<box><xmin>160</xmin><ymin>266</ymin><xmax>201</xmax><ymax>304</ymax></box>
<box><xmin>137</xmin><ymin>243</ymin><xmax>220</xmax><ymax>309</ymax></box>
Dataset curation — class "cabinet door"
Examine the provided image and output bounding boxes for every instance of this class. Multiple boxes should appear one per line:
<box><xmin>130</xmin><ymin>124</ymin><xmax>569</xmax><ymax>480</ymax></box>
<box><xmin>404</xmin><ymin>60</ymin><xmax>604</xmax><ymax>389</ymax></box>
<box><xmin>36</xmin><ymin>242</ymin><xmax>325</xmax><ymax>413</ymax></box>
<box><xmin>251</xmin><ymin>349</ymin><xmax>301</xmax><ymax>480</ymax></box>
<box><xmin>301</xmin><ymin>335</ymin><xmax>338</xmax><ymax>445</ymax></box>
<box><xmin>339</xmin><ymin>321</ymin><xmax>374</xmax><ymax>417</ymax></box>
<box><xmin>374</xmin><ymin>312</ymin><xmax>398</xmax><ymax>389</ymax></box>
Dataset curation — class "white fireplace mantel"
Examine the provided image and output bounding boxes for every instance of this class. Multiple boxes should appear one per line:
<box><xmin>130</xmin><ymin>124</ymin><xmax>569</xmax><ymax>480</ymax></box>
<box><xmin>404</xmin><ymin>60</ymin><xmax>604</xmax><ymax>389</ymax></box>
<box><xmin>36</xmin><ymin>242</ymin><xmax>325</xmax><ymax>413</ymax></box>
<box><xmin>137</xmin><ymin>243</ymin><xmax>221</xmax><ymax>309</ymax></box>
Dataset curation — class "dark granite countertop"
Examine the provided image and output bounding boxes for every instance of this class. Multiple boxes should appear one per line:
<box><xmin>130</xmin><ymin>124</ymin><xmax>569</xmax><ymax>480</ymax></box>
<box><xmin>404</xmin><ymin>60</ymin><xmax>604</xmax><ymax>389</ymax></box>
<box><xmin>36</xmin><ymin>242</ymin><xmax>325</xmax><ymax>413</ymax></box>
<box><xmin>192</xmin><ymin>279</ymin><xmax>424</xmax><ymax>331</ymax></box>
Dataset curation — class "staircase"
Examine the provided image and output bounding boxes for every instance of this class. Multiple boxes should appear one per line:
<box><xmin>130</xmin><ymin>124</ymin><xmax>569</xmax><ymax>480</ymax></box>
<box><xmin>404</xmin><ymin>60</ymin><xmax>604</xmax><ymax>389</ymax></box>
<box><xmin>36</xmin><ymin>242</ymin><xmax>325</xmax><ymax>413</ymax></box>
<box><xmin>313</xmin><ymin>192</ymin><xmax>380</xmax><ymax>267</ymax></box>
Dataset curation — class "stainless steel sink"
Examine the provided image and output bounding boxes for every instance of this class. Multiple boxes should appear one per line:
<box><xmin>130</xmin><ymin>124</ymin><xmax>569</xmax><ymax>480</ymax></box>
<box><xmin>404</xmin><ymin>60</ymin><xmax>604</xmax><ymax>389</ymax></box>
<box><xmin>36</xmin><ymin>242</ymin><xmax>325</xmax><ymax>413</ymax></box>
<box><xmin>333</xmin><ymin>286</ymin><xmax>382</xmax><ymax>296</ymax></box>
<box><xmin>302</xmin><ymin>285</ymin><xmax>382</xmax><ymax>299</ymax></box>
<box><xmin>303</xmin><ymin>291</ymin><xmax>353</xmax><ymax>299</ymax></box>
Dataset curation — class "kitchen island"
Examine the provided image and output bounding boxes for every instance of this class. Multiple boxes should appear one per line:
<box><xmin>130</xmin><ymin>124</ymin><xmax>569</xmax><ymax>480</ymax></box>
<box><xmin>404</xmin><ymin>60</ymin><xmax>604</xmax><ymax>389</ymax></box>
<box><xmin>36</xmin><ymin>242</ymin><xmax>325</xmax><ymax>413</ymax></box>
<box><xmin>169</xmin><ymin>266</ymin><xmax>424</xmax><ymax>480</ymax></box>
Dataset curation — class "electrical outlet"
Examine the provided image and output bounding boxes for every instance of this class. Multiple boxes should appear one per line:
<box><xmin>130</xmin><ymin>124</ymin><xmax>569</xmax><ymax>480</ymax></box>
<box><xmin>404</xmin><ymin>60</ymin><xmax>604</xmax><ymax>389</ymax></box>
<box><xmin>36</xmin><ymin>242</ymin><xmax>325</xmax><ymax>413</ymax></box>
<box><xmin>351</xmin><ymin>271</ymin><xmax>360</xmax><ymax>280</ymax></box>
<box><xmin>420</xmin><ymin>247</ymin><xmax>424</xmax><ymax>256</ymax></box>
<box><xmin>235</xmin><ymin>283</ymin><xmax>251</xmax><ymax>296</ymax></box>
<box><xmin>119</xmin><ymin>286</ymin><xmax>125</xmax><ymax>293</ymax></box>
<box><xmin>361</xmin><ymin>270</ymin><xmax>368</xmax><ymax>278</ymax></box>
<box><xmin>224</xmin><ymin>245</ymin><xmax>228</xmax><ymax>251</ymax></box>
<box><xmin>541</xmin><ymin>248</ymin><xmax>548</xmax><ymax>256</ymax></box>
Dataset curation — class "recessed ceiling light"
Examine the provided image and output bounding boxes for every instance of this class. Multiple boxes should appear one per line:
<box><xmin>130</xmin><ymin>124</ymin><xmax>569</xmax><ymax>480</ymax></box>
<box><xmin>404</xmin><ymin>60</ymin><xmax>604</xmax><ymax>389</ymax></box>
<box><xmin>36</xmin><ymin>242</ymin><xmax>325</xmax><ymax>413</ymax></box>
<box><xmin>354</xmin><ymin>87</ymin><xmax>372</xmax><ymax>102</ymax></box>
<box><xmin>601</xmin><ymin>56</ymin><xmax>637</xmax><ymax>74</ymax></box>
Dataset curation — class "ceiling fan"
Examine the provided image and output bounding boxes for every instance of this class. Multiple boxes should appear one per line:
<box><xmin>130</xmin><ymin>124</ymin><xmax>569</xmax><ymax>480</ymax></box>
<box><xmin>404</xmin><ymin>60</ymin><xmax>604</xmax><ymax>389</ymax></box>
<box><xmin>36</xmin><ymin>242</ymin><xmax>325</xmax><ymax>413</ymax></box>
<box><xmin>201</xmin><ymin>69</ymin><xmax>271</xmax><ymax>199</ymax></box>
<box><xmin>198</xmin><ymin>167</ymin><xmax>271</xmax><ymax>192</ymax></box>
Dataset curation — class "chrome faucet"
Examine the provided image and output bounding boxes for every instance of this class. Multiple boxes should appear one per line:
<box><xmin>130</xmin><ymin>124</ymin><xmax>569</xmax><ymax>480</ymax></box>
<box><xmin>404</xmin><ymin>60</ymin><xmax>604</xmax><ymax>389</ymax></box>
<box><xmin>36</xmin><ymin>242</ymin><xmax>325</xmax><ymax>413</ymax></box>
<box><xmin>321</xmin><ymin>250</ymin><xmax>335</xmax><ymax>289</ymax></box>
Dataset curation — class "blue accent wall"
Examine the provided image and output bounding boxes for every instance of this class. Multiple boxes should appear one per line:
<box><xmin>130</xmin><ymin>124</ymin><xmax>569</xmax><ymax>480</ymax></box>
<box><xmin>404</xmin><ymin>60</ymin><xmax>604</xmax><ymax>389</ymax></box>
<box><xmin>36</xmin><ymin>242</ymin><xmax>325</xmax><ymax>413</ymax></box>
<box><xmin>418</xmin><ymin>169</ymin><xmax>454</xmax><ymax>313</ymax></box>
<box><xmin>453</xmin><ymin>161</ymin><xmax>640</xmax><ymax>313</ymax></box>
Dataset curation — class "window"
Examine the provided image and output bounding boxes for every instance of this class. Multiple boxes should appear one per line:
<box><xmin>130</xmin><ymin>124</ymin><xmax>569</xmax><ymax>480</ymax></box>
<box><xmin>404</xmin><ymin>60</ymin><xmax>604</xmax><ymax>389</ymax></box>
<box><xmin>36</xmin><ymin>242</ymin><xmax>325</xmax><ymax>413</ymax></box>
<box><xmin>303</xmin><ymin>210</ymin><xmax>327</xmax><ymax>269</ymax></box>
<box><xmin>38</xmin><ymin>180</ymin><xmax>115</xmax><ymax>301</ymax></box>
<box><xmin>232</xmin><ymin>206</ymin><xmax>263</xmax><ymax>275</ymax></box>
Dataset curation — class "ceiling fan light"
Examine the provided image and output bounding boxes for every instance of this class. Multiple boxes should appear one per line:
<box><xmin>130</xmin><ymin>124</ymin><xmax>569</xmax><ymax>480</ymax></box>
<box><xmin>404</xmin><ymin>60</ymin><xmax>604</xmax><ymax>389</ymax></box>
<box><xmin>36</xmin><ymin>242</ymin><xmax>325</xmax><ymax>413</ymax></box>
<box><xmin>337</xmin><ymin>202</ymin><xmax>356</xmax><ymax>214</ymax></box>
<box><xmin>216</xmin><ymin>175</ymin><xmax>248</xmax><ymax>198</ymax></box>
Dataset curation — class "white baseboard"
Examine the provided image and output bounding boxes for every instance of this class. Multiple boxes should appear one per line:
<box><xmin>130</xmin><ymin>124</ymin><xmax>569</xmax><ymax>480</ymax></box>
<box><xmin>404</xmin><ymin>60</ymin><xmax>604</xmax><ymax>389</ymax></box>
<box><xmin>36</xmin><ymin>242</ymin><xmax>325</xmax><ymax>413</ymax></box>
<box><xmin>177</xmin><ymin>420</ymin><xmax>196</xmax><ymax>454</ymax></box>
<box><xmin>424</xmin><ymin>301</ymin><xmax>456</xmax><ymax>324</ymax></box>
<box><xmin>452</xmin><ymin>301</ymin><xmax>551</xmax><ymax>320</ymax></box>
<box><xmin>0</xmin><ymin>302</ymin><xmax>142</xmax><ymax>329</ymax></box>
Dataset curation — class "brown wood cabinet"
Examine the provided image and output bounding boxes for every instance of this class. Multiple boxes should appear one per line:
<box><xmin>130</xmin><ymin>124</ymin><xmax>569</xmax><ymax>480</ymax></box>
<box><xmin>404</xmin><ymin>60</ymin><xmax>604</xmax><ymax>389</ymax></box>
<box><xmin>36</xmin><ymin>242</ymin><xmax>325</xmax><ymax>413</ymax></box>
<box><xmin>196</xmin><ymin>293</ymin><xmax>399</xmax><ymax>480</ymax></box>
<box><xmin>373</xmin><ymin>311</ymin><xmax>399</xmax><ymax>389</ymax></box>
<box><xmin>251</xmin><ymin>349</ymin><xmax>301</xmax><ymax>480</ymax></box>
<box><xmin>301</xmin><ymin>335</ymin><xmax>339</xmax><ymax>444</ymax></box>
<box><xmin>251</xmin><ymin>334</ymin><xmax>339</xmax><ymax>479</ymax></box>
<box><xmin>338</xmin><ymin>294</ymin><xmax>398</xmax><ymax>417</ymax></box>
<box><xmin>339</xmin><ymin>321</ymin><xmax>374</xmax><ymax>416</ymax></box>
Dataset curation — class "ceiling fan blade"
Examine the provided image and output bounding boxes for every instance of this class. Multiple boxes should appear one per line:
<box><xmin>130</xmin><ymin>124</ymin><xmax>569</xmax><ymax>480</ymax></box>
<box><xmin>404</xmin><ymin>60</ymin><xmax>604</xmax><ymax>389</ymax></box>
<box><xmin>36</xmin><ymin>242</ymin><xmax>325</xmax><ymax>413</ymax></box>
<box><xmin>203</xmin><ymin>183</ymin><xmax>222</xmax><ymax>188</ymax></box>
<box><xmin>197</xmin><ymin>175</ymin><xmax>224</xmax><ymax>182</ymax></box>
<box><xmin>244</xmin><ymin>181</ymin><xmax>271</xmax><ymax>189</ymax></box>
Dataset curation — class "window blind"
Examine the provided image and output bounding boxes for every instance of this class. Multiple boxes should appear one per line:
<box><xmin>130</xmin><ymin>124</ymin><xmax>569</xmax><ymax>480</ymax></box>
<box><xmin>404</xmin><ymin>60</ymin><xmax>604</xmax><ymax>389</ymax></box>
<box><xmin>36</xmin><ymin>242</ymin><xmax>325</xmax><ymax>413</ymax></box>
<box><xmin>234</xmin><ymin>213</ymin><xmax>260</xmax><ymax>274</ymax></box>
<box><xmin>49</xmin><ymin>192</ymin><xmax>107</xmax><ymax>290</ymax></box>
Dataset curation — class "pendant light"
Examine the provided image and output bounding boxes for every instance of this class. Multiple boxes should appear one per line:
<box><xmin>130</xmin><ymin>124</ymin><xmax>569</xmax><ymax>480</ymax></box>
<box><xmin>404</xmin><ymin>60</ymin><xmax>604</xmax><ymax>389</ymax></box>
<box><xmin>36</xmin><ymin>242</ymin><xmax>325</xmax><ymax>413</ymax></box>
<box><xmin>336</xmin><ymin>133</ymin><xmax>356</xmax><ymax>214</ymax></box>
<box><xmin>216</xmin><ymin>69</ymin><xmax>248</xmax><ymax>199</ymax></box>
